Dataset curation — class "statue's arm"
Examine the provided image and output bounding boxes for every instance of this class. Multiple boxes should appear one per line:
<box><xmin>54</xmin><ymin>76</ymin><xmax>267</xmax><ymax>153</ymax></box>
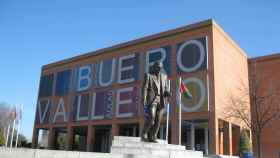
<box><xmin>142</xmin><ymin>73</ymin><xmax>149</xmax><ymax>106</ymax></box>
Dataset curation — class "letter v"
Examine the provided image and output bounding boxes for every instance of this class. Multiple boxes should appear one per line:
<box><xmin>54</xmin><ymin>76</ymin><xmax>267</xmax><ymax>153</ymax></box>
<box><xmin>38</xmin><ymin>100</ymin><xmax>50</xmax><ymax>123</ymax></box>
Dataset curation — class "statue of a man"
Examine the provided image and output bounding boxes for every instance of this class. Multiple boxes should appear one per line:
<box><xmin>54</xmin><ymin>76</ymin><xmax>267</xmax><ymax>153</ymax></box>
<box><xmin>141</xmin><ymin>61</ymin><xmax>171</xmax><ymax>142</ymax></box>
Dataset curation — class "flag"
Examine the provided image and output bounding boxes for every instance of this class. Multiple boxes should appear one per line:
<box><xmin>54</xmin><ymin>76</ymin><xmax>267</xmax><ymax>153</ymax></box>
<box><xmin>16</xmin><ymin>105</ymin><xmax>22</xmax><ymax>124</ymax></box>
<box><xmin>177</xmin><ymin>77</ymin><xmax>192</xmax><ymax>145</ymax></box>
<box><xmin>179</xmin><ymin>80</ymin><xmax>192</xmax><ymax>99</ymax></box>
<box><xmin>9</xmin><ymin>106</ymin><xmax>17</xmax><ymax>120</ymax></box>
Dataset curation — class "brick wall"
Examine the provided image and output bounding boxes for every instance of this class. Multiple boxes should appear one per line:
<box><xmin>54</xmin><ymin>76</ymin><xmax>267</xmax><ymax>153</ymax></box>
<box><xmin>249</xmin><ymin>54</ymin><xmax>280</xmax><ymax>158</ymax></box>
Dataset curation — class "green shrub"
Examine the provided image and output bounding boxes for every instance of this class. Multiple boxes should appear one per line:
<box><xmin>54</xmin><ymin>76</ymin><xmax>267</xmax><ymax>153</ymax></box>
<box><xmin>239</xmin><ymin>130</ymin><xmax>252</xmax><ymax>153</ymax></box>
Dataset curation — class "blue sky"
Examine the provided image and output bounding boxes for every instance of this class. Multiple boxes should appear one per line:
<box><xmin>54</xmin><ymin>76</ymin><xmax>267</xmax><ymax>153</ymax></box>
<box><xmin>0</xmin><ymin>0</ymin><xmax>279</xmax><ymax>140</ymax></box>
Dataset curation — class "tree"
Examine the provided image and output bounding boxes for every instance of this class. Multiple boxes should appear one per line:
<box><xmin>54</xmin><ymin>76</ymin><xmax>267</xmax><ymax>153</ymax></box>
<box><xmin>0</xmin><ymin>127</ymin><xmax>5</xmax><ymax>146</ymax></box>
<box><xmin>16</xmin><ymin>133</ymin><xmax>28</xmax><ymax>147</ymax></box>
<box><xmin>3</xmin><ymin>129</ymin><xmax>28</xmax><ymax>147</ymax></box>
<box><xmin>0</xmin><ymin>102</ymin><xmax>27</xmax><ymax>147</ymax></box>
<box><xmin>0</xmin><ymin>102</ymin><xmax>11</xmax><ymax>146</ymax></box>
<box><xmin>224</xmin><ymin>77</ymin><xmax>280</xmax><ymax>158</ymax></box>
<box><xmin>0</xmin><ymin>102</ymin><xmax>11</xmax><ymax>130</ymax></box>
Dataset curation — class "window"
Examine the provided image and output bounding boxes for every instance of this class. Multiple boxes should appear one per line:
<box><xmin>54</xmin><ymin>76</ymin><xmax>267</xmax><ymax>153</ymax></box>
<box><xmin>76</xmin><ymin>65</ymin><xmax>92</xmax><ymax>91</ymax></box>
<box><xmin>117</xmin><ymin>54</ymin><xmax>139</xmax><ymax>84</ymax></box>
<box><xmin>146</xmin><ymin>46</ymin><xmax>171</xmax><ymax>74</ymax></box>
<box><xmin>119</xmin><ymin>124</ymin><xmax>139</xmax><ymax>137</ymax></box>
<box><xmin>92</xmin><ymin>90</ymin><xmax>113</xmax><ymax>119</ymax></box>
<box><xmin>73</xmin><ymin>93</ymin><xmax>90</xmax><ymax>121</ymax></box>
<box><xmin>39</xmin><ymin>74</ymin><xmax>54</xmax><ymax>97</ymax></box>
<box><xmin>37</xmin><ymin>99</ymin><xmax>51</xmax><ymax>123</ymax></box>
<box><xmin>96</xmin><ymin>59</ymin><xmax>116</xmax><ymax>87</ymax></box>
<box><xmin>176</xmin><ymin>37</ymin><xmax>207</xmax><ymax>73</ymax></box>
<box><xmin>55</xmin><ymin>70</ymin><xmax>71</xmax><ymax>96</ymax></box>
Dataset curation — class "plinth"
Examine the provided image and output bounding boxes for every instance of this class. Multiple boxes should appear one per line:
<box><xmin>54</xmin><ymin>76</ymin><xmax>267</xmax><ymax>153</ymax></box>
<box><xmin>111</xmin><ymin>136</ymin><xmax>203</xmax><ymax>158</ymax></box>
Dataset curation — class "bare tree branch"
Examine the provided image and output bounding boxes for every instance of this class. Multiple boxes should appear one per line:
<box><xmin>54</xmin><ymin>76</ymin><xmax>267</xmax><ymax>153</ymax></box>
<box><xmin>224</xmin><ymin>72</ymin><xmax>280</xmax><ymax>158</ymax></box>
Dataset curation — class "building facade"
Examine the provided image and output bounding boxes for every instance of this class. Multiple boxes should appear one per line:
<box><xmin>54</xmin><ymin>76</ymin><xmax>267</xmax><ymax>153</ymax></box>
<box><xmin>249</xmin><ymin>54</ymin><xmax>280</xmax><ymax>158</ymax></box>
<box><xmin>32</xmin><ymin>19</ymin><xmax>251</xmax><ymax>156</ymax></box>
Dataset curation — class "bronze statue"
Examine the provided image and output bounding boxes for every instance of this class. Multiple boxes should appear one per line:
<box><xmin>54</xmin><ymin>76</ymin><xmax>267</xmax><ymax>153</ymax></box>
<box><xmin>141</xmin><ymin>61</ymin><xmax>171</xmax><ymax>143</ymax></box>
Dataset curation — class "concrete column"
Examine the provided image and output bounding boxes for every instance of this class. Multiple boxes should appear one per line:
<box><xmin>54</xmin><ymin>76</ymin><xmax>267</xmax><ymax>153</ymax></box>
<box><xmin>66</xmin><ymin>126</ymin><xmax>73</xmax><ymax>150</ymax></box>
<box><xmin>170</xmin><ymin>91</ymin><xmax>179</xmax><ymax>144</ymax></box>
<box><xmin>223</xmin><ymin>121</ymin><xmax>232</xmax><ymax>155</ymax></box>
<box><xmin>86</xmin><ymin>125</ymin><xmax>93</xmax><ymax>152</ymax></box>
<box><xmin>139</xmin><ymin>118</ymin><xmax>145</xmax><ymax>137</ymax></box>
<box><xmin>112</xmin><ymin>124</ymin><xmax>119</xmax><ymax>137</ymax></box>
<box><xmin>191</xmin><ymin>123</ymin><xmax>195</xmax><ymax>150</ymax></box>
<box><xmin>31</xmin><ymin>128</ymin><xmax>39</xmax><ymax>148</ymax></box>
<box><xmin>209</xmin><ymin>117</ymin><xmax>218</xmax><ymax>155</ymax></box>
<box><xmin>171</xmin><ymin>116</ymin><xmax>179</xmax><ymax>144</ymax></box>
<box><xmin>219</xmin><ymin>129</ymin><xmax>224</xmax><ymax>155</ymax></box>
<box><xmin>229</xmin><ymin>123</ymin><xmax>233</xmax><ymax>156</ymax></box>
<box><xmin>133</xmin><ymin>125</ymin><xmax>137</xmax><ymax>137</ymax></box>
<box><xmin>204</xmin><ymin>127</ymin><xmax>209</xmax><ymax>155</ymax></box>
<box><xmin>48</xmin><ymin>127</ymin><xmax>56</xmax><ymax>150</ymax></box>
<box><xmin>170</xmin><ymin>57</ymin><xmax>179</xmax><ymax>145</ymax></box>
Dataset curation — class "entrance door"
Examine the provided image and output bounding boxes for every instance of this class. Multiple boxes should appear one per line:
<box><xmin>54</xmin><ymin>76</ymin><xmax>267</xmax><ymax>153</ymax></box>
<box><xmin>182</xmin><ymin>123</ymin><xmax>191</xmax><ymax>149</ymax></box>
<box><xmin>195</xmin><ymin>128</ymin><xmax>205</xmax><ymax>153</ymax></box>
<box><xmin>119</xmin><ymin>124</ymin><xmax>139</xmax><ymax>137</ymax></box>
<box><xmin>93</xmin><ymin>127</ymin><xmax>111</xmax><ymax>153</ymax></box>
<box><xmin>182</xmin><ymin>121</ymin><xmax>209</xmax><ymax>155</ymax></box>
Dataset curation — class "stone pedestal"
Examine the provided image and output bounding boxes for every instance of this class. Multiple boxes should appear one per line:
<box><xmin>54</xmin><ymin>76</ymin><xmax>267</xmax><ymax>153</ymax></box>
<box><xmin>111</xmin><ymin>136</ymin><xmax>203</xmax><ymax>158</ymax></box>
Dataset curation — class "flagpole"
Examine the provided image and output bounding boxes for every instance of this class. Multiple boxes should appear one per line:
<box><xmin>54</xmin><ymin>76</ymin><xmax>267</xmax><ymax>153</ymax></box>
<box><xmin>165</xmin><ymin>103</ymin><xmax>169</xmax><ymax>144</ymax></box>
<box><xmin>15</xmin><ymin>121</ymin><xmax>20</xmax><ymax>148</ymax></box>
<box><xmin>5</xmin><ymin>124</ymin><xmax>10</xmax><ymax>147</ymax></box>
<box><xmin>10</xmin><ymin>105</ymin><xmax>16</xmax><ymax>148</ymax></box>
<box><xmin>15</xmin><ymin>105</ymin><xmax>22</xmax><ymax>148</ymax></box>
<box><xmin>3</xmin><ymin>126</ymin><xmax>6</xmax><ymax>146</ymax></box>
<box><xmin>5</xmin><ymin>106</ymin><xmax>12</xmax><ymax>148</ymax></box>
<box><xmin>165</xmin><ymin>80</ymin><xmax>170</xmax><ymax>144</ymax></box>
<box><xmin>10</xmin><ymin>118</ymin><xmax>16</xmax><ymax>148</ymax></box>
<box><xmin>178</xmin><ymin>77</ymin><xmax>182</xmax><ymax>145</ymax></box>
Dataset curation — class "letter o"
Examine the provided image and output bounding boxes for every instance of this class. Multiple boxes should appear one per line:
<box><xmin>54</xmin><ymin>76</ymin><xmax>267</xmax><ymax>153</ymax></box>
<box><xmin>177</xmin><ymin>40</ymin><xmax>205</xmax><ymax>72</ymax></box>
<box><xmin>181</xmin><ymin>77</ymin><xmax>206</xmax><ymax>112</ymax></box>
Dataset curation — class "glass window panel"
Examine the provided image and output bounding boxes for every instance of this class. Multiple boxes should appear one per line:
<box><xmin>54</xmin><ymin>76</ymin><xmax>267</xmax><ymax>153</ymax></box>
<box><xmin>55</xmin><ymin>70</ymin><xmax>71</xmax><ymax>96</ymax></box>
<box><xmin>73</xmin><ymin>93</ymin><xmax>90</xmax><ymax>121</ymax></box>
<box><xmin>39</xmin><ymin>74</ymin><xmax>54</xmax><ymax>97</ymax></box>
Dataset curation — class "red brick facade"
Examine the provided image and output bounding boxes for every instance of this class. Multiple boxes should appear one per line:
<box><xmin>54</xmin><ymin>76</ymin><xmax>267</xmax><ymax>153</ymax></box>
<box><xmin>249</xmin><ymin>54</ymin><xmax>280</xmax><ymax>158</ymax></box>
<box><xmin>32</xmin><ymin>19</ymin><xmax>280</xmax><ymax>157</ymax></box>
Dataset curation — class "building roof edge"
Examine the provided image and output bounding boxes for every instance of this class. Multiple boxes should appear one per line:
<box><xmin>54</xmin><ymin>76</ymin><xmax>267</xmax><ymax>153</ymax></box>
<box><xmin>249</xmin><ymin>53</ymin><xmax>280</xmax><ymax>63</ymax></box>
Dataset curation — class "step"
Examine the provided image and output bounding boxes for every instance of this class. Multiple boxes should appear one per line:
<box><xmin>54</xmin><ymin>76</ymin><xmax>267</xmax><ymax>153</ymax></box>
<box><xmin>112</xmin><ymin>140</ymin><xmax>186</xmax><ymax>150</ymax></box>
<box><xmin>111</xmin><ymin>136</ymin><xmax>204</xmax><ymax>158</ymax></box>
<box><xmin>111</xmin><ymin>146</ymin><xmax>203</xmax><ymax>158</ymax></box>
<box><xmin>113</xmin><ymin>136</ymin><xmax>167</xmax><ymax>144</ymax></box>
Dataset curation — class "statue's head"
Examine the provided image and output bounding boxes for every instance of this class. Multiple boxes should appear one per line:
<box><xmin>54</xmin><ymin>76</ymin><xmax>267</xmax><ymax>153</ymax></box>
<box><xmin>152</xmin><ymin>61</ymin><xmax>163</xmax><ymax>74</ymax></box>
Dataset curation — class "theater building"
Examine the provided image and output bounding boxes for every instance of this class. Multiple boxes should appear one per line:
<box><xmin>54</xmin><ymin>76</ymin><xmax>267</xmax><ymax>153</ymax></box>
<box><xmin>32</xmin><ymin>19</ymin><xmax>251</xmax><ymax>156</ymax></box>
<box><xmin>249</xmin><ymin>54</ymin><xmax>280</xmax><ymax>158</ymax></box>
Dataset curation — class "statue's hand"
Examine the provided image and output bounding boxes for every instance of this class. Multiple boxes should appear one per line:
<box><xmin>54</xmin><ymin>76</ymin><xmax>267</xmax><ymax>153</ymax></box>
<box><xmin>164</xmin><ymin>91</ymin><xmax>171</xmax><ymax>97</ymax></box>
